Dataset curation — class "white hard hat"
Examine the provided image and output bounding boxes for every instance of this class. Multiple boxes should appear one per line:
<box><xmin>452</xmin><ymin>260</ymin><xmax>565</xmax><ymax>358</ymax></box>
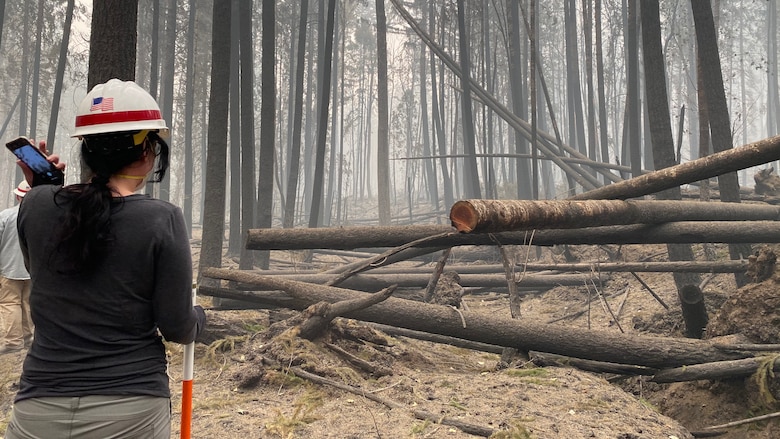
<box><xmin>13</xmin><ymin>180</ymin><xmax>30</xmax><ymax>197</ymax></box>
<box><xmin>71</xmin><ymin>79</ymin><xmax>169</xmax><ymax>138</ymax></box>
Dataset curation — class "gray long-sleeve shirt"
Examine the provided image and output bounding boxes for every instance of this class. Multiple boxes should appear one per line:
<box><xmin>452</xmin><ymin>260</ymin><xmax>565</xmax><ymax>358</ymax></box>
<box><xmin>0</xmin><ymin>205</ymin><xmax>29</xmax><ymax>280</ymax></box>
<box><xmin>15</xmin><ymin>185</ymin><xmax>204</xmax><ymax>401</ymax></box>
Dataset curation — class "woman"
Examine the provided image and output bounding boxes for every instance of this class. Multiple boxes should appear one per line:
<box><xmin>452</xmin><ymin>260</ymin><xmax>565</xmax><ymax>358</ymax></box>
<box><xmin>5</xmin><ymin>79</ymin><xmax>206</xmax><ymax>439</ymax></box>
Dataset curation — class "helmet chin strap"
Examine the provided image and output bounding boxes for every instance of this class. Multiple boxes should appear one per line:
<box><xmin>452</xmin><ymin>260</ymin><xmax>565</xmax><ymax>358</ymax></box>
<box><xmin>114</xmin><ymin>174</ymin><xmax>146</xmax><ymax>180</ymax></box>
<box><xmin>110</xmin><ymin>173</ymin><xmax>150</xmax><ymax>196</ymax></box>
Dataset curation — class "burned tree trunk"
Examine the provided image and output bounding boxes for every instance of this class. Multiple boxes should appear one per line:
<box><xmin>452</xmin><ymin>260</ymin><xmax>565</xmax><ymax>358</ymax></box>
<box><xmin>254</xmin><ymin>260</ymin><xmax>749</xmax><ymax>275</ymax></box>
<box><xmin>450</xmin><ymin>199</ymin><xmax>780</xmax><ymax>233</ymax></box>
<box><xmin>201</xmin><ymin>268</ymin><xmax>750</xmax><ymax>369</ymax></box>
<box><xmin>568</xmin><ymin>134</ymin><xmax>780</xmax><ymax>200</ymax></box>
<box><xmin>235</xmin><ymin>272</ymin><xmax>599</xmax><ymax>291</ymax></box>
<box><xmin>246</xmin><ymin>222</ymin><xmax>780</xmax><ymax>249</ymax></box>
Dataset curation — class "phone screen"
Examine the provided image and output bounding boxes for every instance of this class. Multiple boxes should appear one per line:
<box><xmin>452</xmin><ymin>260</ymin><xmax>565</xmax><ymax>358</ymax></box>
<box><xmin>6</xmin><ymin>138</ymin><xmax>64</xmax><ymax>185</ymax></box>
<box><xmin>11</xmin><ymin>143</ymin><xmax>58</xmax><ymax>176</ymax></box>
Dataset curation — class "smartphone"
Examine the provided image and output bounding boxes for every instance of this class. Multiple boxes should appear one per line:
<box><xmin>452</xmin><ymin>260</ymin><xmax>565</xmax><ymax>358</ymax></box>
<box><xmin>5</xmin><ymin>136</ymin><xmax>64</xmax><ymax>186</ymax></box>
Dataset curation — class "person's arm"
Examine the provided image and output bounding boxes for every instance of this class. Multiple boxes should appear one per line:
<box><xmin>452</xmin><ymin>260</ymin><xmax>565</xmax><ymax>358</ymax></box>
<box><xmin>152</xmin><ymin>207</ymin><xmax>205</xmax><ymax>344</ymax></box>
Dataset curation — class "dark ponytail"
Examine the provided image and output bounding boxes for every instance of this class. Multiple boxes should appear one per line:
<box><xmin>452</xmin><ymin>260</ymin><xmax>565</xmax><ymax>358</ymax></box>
<box><xmin>54</xmin><ymin>131</ymin><xmax>155</xmax><ymax>273</ymax></box>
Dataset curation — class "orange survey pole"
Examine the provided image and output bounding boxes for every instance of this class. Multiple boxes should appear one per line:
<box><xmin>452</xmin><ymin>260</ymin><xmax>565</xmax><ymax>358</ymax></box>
<box><xmin>180</xmin><ymin>285</ymin><xmax>196</xmax><ymax>439</ymax></box>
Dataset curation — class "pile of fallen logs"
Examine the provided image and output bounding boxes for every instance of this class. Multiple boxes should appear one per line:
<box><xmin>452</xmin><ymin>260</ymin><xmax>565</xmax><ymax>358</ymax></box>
<box><xmin>200</xmin><ymin>134</ymin><xmax>780</xmax><ymax>388</ymax></box>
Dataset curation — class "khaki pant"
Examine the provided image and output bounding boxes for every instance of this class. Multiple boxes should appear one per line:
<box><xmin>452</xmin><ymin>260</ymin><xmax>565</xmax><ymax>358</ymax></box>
<box><xmin>0</xmin><ymin>277</ymin><xmax>32</xmax><ymax>349</ymax></box>
<box><xmin>5</xmin><ymin>395</ymin><xmax>171</xmax><ymax>439</ymax></box>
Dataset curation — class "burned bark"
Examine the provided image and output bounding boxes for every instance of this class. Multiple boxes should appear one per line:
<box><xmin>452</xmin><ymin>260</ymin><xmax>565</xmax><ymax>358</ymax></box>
<box><xmin>246</xmin><ymin>222</ymin><xmax>780</xmax><ymax>250</ymax></box>
<box><xmin>651</xmin><ymin>356</ymin><xmax>780</xmax><ymax>383</ymax></box>
<box><xmin>569</xmin><ymin>134</ymin><xmax>780</xmax><ymax>200</ymax></box>
<box><xmin>248</xmin><ymin>260</ymin><xmax>748</xmax><ymax>275</ymax></box>
<box><xmin>234</xmin><ymin>271</ymin><xmax>597</xmax><ymax>291</ymax></box>
<box><xmin>297</xmin><ymin>285</ymin><xmax>396</xmax><ymax>340</ymax></box>
<box><xmin>450</xmin><ymin>199</ymin><xmax>780</xmax><ymax>233</ymax></box>
<box><xmin>200</xmin><ymin>268</ymin><xmax>750</xmax><ymax>369</ymax></box>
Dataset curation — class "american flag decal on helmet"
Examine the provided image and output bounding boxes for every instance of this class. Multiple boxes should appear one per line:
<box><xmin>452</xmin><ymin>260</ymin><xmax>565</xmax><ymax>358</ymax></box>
<box><xmin>90</xmin><ymin>97</ymin><xmax>114</xmax><ymax>111</ymax></box>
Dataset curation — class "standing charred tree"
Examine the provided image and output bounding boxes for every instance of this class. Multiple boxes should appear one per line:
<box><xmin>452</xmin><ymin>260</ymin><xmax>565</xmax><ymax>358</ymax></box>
<box><xmin>309</xmin><ymin>0</ymin><xmax>337</xmax><ymax>228</ymax></box>
<box><xmin>88</xmin><ymin>0</ymin><xmax>137</xmax><ymax>88</ymax></box>
<box><xmin>85</xmin><ymin>0</ymin><xmax>138</xmax><ymax>183</ymax></box>
<box><xmin>376</xmin><ymin>0</ymin><xmax>391</xmax><ymax>224</ymax></box>
<box><xmin>0</xmin><ymin>0</ymin><xmax>5</xmax><ymax>49</ymax></box>
<box><xmin>418</xmin><ymin>2</ymin><xmax>438</xmax><ymax>211</ymax></box>
<box><xmin>283</xmin><ymin>0</ymin><xmax>309</xmax><ymax>228</ymax></box>
<box><xmin>430</xmin><ymin>2</ymin><xmax>454</xmax><ymax>209</ymax></box>
<box><xmin>199</xmin><ymin>0</ymin><xmax>232</xmax><ymax>274</ymax></box>
<box><xmin>640</xmin><ymin>0</ymin><xmax>703</xmax><ymax>337</ymax></box>
<box><xmin>46</xmin><ymin>0</ymin><xmax>76</xmax><ymax>154</ymax></box>
<box><xmin>238</xmin><ymin>0</ymin><xmax>257</xmax><ymax>270</ymax></box>
<box><xmin>594</xmin><ymin>0</ymin><xmax>610</xmax><ymax>179</ymax></box>
<box><xmin>182</xmin><ymin>0</ymin><xmax>196</xmax><ymax>235</ymax></box>
<box><xmin>255</xmin><ymin>0</ymin><xmax>276</xmax><ymax>268</ymax></box>
<box><xmin>529</xmin><ymin>0</ymin><xmax>539</xmax><ymax>199</ymax></box>
<box><xmin>227</xmin><ymin>0</ymin><xmax>241</xmax><ymax>255</ymax></box>
<box><xmin>582</xmin><ymin>0</ymin><xmax>598</xmax><ymax>173</ymax></box>
<box><xmin>625</xmin><ymin>0</ymin><xmax>641</xmax><ymax>177</ymax></box>
<box><xmin>564</xmin><ymin>0</ymin><xmax>587</xmax><ymax>162</ymax></box>
<box><xmin>29</xmin><ymin>0</ymin><xmax>43</xmax><ymax>141</ymax></box>
<box><xmin>768</xmin><ymin>0</ymin><xmax>780</xmax><ymax>136</ymax></box>
<box><xmin>323</xmin><ymin>1</ymin><xmax>342</xmax><ymax>226</ymax></box>
<box><xmin>158</xmin><ymin>0</ymin><xmax>176</xmax><ymax>202</ymax></box>
<box><xmin>691</xmin><ymin>0</ymin><xmax>752</xmax><ymax>287</ymax></box>
<box><xmin>456</xmin><ymin>0</ymin><xmax>482</xmax><ymax>199</ymax></box>
<box><xmin>507</xmin><ymin>0</ymin><xmax>533</xmax><ymax>200</ymax></box>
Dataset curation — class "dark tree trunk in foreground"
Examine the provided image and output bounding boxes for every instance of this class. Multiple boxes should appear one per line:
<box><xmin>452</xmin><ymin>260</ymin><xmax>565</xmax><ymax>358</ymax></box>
<box><xmin>456</xmin><ymin>0</ymin><xmax>482</xmax><ymax>199</ymax></box>
<box><xmin>255</xmin><ymin>0</ymin><xmax>276</xmax><ymax>269</ymax></box>
<box><xmin>691</xmin><ymin>0</ymin><xmax>752</xmax><ymax>287</ymax></box>
<box><xmin>182</xmin><ymin>0</ymin><xmax>196</xmax><ymax>235</ymax></box>
<box><xmin>199</xmin><ymin>0</ymin><xmax>232</xmax><ymax>274</ymax></box>
<box><xmin>309</xmin><ymin>0</ymin><xmax>337</xmax><ymax>228</ymax></box>
<box><xmin>88</xmin><ymin>0</ymin><xmax>137</xmax><ymax>88</ymax></box>
<box><xmin>376</xmin><ymin>0</ymin><xmax>392</xmax><ymax>223</ymax></box>
<box><xmin>640</xmin><ymin>0</ymin><xmax>702</xmax><ymax>301</ymax></box>
<box><xmin>238</xmin><ymin>0</ymin><xmax>258</xmax><ymax>270</ymax></box>
<box><xmin>283</xmin><ymin>0</ymin><xmax>309</xmax><ymax>228</ymax></box>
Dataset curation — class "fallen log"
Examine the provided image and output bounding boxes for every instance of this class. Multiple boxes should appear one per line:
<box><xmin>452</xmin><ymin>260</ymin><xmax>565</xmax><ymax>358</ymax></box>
<box><xmin>569</xmin><ymin>134</ymin><xmax>780</xmax><ymax>200</ymax></box>
<box><xmin>514</xmin><ymin>260</ymin><xmax>748</xmax><ymax>273</ymax></box>
<box><xmin>200</xmin><ymin>268</ymin><xmax>750</xmax><ymax>369</ymax></box>
<box><xmin>449</xmin><ymin>199</ymin><xmax>780</xmax><ymax>233</ymax></box>
<box><xmin>298</xmin><ymin>285</ymin><xmax>396</xmax><ymax>340</ymax></box>
<box><xmin>246</xmin><ymin>222</ymin><xmax>780</xmax><ymax>250</ymax></box>
<box><xmin>264</xmin><ymin>260</ymin><xmax>748</xmax><ymax>275</ymax></box>
<box><xmin>324</xmin><ymin>231</ymin><xmax>454</xmax><ymax>286</ymax></box>
<box><xmin>651</xmin><ymin>356</ymin><xmax>780</xmax><ymax>383</ymax></box>
<box><xmin>233</xmin><ymin>272</ymin><xmax>598</xmax><ymax>290</ymax></box>
<box><xmin>529</xmin><ymin>351</ymin><xmax>657</xmax><ymax>376</ymax></box>
<box><xmin>366</xmin><ymin>322</ymin><xmax>506</xmax><ymax>354</ymax></box>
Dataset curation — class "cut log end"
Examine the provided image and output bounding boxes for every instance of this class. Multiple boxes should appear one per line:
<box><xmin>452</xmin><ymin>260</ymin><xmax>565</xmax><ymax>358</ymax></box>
<box><xmin>450</xmin><ymin>200</ymin><xmax>479</xmax><ymax>233</ymax></box>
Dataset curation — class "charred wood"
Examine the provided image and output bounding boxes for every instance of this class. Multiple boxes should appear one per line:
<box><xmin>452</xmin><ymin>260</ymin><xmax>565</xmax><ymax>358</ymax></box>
<box><xmin>233</xmin><ymin>272</ymin><xmax>598</xmax><ymax>290</ymax></box>
<box><xmin>569</xmin><ymin>134</ymin><xmax>780</xmax><ymax>200</ymax></box>
<box><xmin>450</xmin><ymin>199</ymin><xmax>780</xmax><ymax>233</ymax></box>
<box><xmin>247</xmin><ymin>222</ymin><xmax>780</xmax><ymax>250</ymax></box>
<box><xmin>262</xmin><ymin>260</ymin><xmax>748</xmax><ymax>276</ymax></box>
<box><xmin>651</xmin><ymin>356</ymin><xmax>780</xmax><ymax>383</ymax></box>
<box><xmin>200</xmin><ymin>269</ymin><xmax>750</xmax><ymax>369</ymax></box>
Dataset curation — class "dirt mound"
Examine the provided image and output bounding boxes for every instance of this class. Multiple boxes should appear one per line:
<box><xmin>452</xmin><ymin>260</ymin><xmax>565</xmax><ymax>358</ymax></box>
<box><xmin>216</xmin><ymin>312</ymin><xmax>694</xmax><ymax>439</ymax></box>
<box><xmin>707</xmin><ymin>271</ymin><xmax>780</xmax><ymax>343</ymax></box>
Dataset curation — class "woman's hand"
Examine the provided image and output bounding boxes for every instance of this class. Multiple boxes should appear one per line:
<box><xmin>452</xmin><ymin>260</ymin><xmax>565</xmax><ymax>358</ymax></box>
<box><xmin>17</xmin><ymin>140</ymin><xmax>67</xmax><ymax>187</ymax></box>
